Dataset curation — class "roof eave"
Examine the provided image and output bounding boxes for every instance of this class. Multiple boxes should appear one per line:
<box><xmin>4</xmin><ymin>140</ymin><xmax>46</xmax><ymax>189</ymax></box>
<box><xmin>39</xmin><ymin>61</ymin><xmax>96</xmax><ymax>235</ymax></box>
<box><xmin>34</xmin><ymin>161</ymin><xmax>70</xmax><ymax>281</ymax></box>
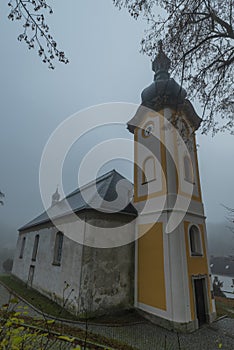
<box><xmin>19</xmin><ymin>205</ymin><xmax>138</xmax><ymax>232</ymax></box>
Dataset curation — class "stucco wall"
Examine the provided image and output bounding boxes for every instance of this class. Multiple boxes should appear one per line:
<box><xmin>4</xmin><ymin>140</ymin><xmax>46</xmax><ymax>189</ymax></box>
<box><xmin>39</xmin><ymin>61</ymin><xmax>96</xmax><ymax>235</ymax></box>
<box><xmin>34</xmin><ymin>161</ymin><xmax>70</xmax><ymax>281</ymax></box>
<box><xmin>12</xmin><ymin>211</ymin><xmax>135</xmax><ymax>316</ymax></box>
<box><xmin>78</xmin><ymin>211</ymin><xmax>135</xmax><ymax>315</ymax></box>
<box><xmin>12</xmin><ymin>225</ymin><xmax>83</xmax><ymax>313</ymax></box>
<box><xmin>79</xmin><ymin>243</ymin><xmax>134</xmax><ymax>316</ymax></box>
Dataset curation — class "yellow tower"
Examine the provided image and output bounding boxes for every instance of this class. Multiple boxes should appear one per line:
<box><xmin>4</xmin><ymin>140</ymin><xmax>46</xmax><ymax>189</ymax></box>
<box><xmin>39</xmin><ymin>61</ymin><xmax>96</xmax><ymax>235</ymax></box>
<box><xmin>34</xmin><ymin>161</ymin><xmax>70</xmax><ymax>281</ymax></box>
<box><xmin>127</xmin><ymin>43</ymin><xmax>216</xmax><ymax>332</ymax></box>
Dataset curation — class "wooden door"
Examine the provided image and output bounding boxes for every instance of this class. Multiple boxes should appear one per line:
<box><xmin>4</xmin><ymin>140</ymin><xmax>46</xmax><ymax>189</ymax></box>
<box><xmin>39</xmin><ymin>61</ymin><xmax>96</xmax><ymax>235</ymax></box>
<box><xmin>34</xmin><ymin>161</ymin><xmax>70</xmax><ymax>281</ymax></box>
<box><xmin>194</xmin><ymin>278</ymin><xmax>206</xmax><ymax>326</ymax></box>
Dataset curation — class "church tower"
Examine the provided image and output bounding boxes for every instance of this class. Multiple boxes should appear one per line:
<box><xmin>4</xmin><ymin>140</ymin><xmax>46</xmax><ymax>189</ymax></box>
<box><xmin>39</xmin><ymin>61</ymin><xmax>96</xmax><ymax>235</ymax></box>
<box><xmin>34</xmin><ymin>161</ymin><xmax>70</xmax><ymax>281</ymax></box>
<box><xmin>127</xmin><ymin>42</ymin><xmax>216</xmax><ymax>332</ymax></box>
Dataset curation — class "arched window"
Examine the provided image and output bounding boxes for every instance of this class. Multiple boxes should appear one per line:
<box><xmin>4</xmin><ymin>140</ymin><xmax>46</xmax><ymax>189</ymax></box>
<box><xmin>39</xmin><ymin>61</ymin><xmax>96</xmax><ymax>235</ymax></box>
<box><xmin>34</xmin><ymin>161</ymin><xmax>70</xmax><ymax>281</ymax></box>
<box><xmin>53</xmin><ymin>231</ymin><xmax>64</xmax><ymax>265</ymax></box>
<box><xmin>189</xmin><ymin>225</ymin><xmax>202</xmax><ymax>256</ymax></box>
<box><xmin>32</xmin><ymin>234</ymin><xmax>39</xmax><ymax>261</ymax></box>
<box><xmin>19</xmin><ymin>237</ymin><xmax>26</xmax><ymax>259</ymax></box>
<box><xmin>142</xmin><ymin>156</ymin><xmax>156</xmax><ymax>184</ymax></box>
<box><xmin>184</xmin><ymin>155</ymin><xmax>193</xmax><ymax>183</ymax></box>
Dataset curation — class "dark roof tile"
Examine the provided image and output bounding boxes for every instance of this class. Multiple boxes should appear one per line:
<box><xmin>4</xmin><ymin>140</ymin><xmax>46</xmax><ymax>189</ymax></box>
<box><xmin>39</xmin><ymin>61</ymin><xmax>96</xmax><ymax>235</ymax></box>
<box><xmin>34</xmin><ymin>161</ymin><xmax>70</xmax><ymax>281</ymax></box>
<box><xmin>19</xmin><ymin>170</ymin><xmax>137</xmax><ymax>231</ymax></box>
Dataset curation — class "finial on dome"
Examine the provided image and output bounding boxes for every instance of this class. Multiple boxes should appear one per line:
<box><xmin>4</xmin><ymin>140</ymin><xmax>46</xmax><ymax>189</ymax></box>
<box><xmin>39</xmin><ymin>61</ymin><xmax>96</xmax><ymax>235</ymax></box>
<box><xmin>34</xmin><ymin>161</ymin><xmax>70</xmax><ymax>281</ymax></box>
<box><xmin>158</xmin><ymin>39</ymin><xmax>163</xmax><ymax>52</ymax></box>
<box><xmin>152</xmin><ymin>40</ymin><xmax>171</xmax><ymax>80</ymax></box>
<box><xmin>51</xmin><ymin>187</ymin><xmax>60</xmax><ymax>206</ymax></box>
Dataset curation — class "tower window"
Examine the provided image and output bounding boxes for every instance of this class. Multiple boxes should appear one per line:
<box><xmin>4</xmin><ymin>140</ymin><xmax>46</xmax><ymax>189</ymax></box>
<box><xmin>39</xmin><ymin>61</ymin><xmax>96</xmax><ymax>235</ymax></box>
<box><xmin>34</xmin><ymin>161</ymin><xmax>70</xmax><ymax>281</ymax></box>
<box><xmin>184</xmin><ymin>155</ymin><xmax>193</xmax><ymax>183</ymax></box>
<box><xmin>142</xmin><ymin>121</ymin><xmax>154</xmax><ymax>138</ymax></box>
<box><xmin>32</xmin><ymin>234</ymin><xmax>39</xmax><ymax>261</ymax></box>
<box><xmin>53</xmin><ymin>231</ymin><xmax>64</xmax><ymax>265</ymax></box>
<box><xmin>142</xmin><ymin>156</ymin><xmax>156</xmax><ymax>184</ymax></box>
<box><xmin>189</xmin><ymin>225</ymin><xmax>202</xmax><ymax>256</ymax></box>
<box><xmin>19</xmin><ymin>237</ymin><xmax>26</xmax><ymax>259</ymax></box>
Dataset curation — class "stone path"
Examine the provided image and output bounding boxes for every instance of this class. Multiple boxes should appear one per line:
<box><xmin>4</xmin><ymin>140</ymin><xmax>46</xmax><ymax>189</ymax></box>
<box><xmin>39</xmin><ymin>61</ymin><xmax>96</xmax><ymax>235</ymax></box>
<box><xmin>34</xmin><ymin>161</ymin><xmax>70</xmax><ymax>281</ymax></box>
<box><xmin>84</xmin><ymin>318</ymin><xmax>234</xmax><ymax>350</ymax></box>
<box><xmin>1</xmin><ymin>283</ymin><xmax>234</xmax><ymax>349</ymax></box>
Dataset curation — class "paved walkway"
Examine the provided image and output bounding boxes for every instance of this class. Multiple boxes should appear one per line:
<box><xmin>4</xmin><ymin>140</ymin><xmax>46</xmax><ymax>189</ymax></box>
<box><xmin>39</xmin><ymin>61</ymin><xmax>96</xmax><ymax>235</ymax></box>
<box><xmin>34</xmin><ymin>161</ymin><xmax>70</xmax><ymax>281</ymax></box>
<box><xmin>83</xmin><ymin>318</ymin><xmax>234</xmax><ymax>350</ymax></box>
<box><xmin>1</xmin><ymin>283</ymin><xmax>234</xmax><ymax>349</ymax></box>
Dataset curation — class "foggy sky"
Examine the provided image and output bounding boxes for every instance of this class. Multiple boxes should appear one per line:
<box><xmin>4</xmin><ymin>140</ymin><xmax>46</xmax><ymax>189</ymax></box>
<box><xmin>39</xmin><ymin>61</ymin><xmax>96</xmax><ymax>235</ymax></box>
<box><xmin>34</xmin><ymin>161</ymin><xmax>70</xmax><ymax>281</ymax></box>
<box><xmin>0</xmin><ymin>1</ymin><xmax>233</xmax><ymax>249</ymax></box>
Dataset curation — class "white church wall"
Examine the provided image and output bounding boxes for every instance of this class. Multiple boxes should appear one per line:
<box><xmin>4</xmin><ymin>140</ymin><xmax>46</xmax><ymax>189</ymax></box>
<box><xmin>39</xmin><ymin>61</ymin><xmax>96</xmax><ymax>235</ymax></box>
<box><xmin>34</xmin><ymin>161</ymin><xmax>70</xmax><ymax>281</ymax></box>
<box><xmin>12</xmin><ymin>212</ymin><xmax>136</xmax><ymax>316</ymax></box>
<box><xmin>12</xmin><ymin>224</ymin><xmax>84</xmax><ymax>313</ymax></box>
<box><xmin>167</xmin><ymin>220</ymin><xmax>191</xmax><ymax>323</ymax></box>
<box><xmin>12</xmin><ymin>231</ymin><xmax>34</xmax><ymax>283</ymax></box>
<box><xmin>32</xmin><ymin>228</ymin><xmax>83</xmax><ymax>312</ymax></box>
<box><xmin>77</xmin><ymin>214</ymin><xmax>135</xmax><ymax>315</ymax></box>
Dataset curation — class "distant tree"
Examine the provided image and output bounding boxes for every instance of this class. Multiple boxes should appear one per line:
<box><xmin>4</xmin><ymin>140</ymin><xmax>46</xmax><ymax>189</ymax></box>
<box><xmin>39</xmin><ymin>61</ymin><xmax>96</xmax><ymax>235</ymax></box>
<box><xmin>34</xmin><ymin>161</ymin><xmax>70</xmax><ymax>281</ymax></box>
<box><xmin>8</xmin><ymin>1</ymin><xmax>234</xmax><ymax>134</ymax></box>
<box><xmin>213</xmin><ymin>276</ymin><xmax>226</xmax><ymax>297</ymax></box>
<box><xmin>0</xmin><ymin>190</ymin><xmax>4</xmax><ymax>205</ymax></box>
<box><xmin>225</xmin><ymin>205</ymin><xmax>234</xmax><ymax>233</ymax></box>
<box><xmin>2</xmin><ymin>258</ymin><xmax>13</xmax><ymax>273</ymax></box>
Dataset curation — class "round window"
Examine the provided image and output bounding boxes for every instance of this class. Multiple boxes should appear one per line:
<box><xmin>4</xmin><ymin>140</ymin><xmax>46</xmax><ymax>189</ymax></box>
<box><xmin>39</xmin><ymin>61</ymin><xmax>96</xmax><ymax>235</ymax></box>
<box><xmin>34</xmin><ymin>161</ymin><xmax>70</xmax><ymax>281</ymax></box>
<box><xmin>143</xmin><ymin>122</ymin><xmax>154</xmax><ymax>137</ymax></box>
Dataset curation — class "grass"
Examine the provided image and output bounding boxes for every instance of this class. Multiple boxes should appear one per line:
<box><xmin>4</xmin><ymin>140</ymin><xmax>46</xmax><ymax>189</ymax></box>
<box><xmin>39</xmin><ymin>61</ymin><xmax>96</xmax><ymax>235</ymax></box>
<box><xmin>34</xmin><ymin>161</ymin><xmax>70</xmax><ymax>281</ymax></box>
<box><xmin>215</xmin><ymin>296</ymin><xmax>234</xmax><ymax>319</ymax></box>
<box><xmin>0</xmin><ymin>274</ymin><xmax>136</xmax><ymax>350</ymax></box>
<box><xmin>0</xmin><ymin>274</ymin><xmax>77</xmax><ymax>320</ymax></box>
<box><xmin>1</xmin><ymin>274</ymin><xmax>233</xmax><ymax>350</ymax></box>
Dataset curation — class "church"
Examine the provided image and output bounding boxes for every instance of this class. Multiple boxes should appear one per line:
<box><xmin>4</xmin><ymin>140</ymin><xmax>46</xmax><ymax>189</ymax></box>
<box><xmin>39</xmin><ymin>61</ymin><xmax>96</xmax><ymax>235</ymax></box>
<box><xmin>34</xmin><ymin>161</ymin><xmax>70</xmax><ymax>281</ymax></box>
<box><xmin>12</xmin><ymin>44</ymin><xmax>216</xmax><ymax>332</ymax></box>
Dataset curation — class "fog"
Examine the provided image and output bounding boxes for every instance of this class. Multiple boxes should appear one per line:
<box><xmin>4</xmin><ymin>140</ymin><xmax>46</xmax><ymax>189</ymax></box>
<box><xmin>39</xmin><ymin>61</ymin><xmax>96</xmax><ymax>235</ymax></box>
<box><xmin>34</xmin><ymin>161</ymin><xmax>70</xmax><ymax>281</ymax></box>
<box><xmin>0</xmin><ymin>1</ymin><xmax>233</xmax><ymax>265</ymax></box>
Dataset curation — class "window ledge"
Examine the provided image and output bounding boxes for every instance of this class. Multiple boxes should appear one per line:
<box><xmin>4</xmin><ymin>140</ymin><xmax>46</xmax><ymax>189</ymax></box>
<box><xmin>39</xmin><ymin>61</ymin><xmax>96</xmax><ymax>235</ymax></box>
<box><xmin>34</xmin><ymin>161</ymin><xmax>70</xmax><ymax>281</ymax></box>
<box><xmin>191</xmin><ymin>253</ymin><xmax>203</xmax><ymax>257</ymax></box>
<box><xmin>184</xmin><ymin>177</ymin><xmax>195</xmax><ymax>184</ymax></box>
<box><xmin>52</xmin><ymin>262</ymin><xmax>61</xmax><ymax>266</ymax></box>
<box><xmin>142</xmin><ymin>178</ymin><xmax>156</xmax><ymax>185</ymax></box>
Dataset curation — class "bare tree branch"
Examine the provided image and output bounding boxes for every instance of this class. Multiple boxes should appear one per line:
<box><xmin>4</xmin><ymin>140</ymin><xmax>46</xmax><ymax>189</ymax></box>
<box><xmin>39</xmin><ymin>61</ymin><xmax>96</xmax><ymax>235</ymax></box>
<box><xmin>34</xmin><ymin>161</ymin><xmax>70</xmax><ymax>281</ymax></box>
<box><xmin>8</xmin><ymin>0</ymin><xmax>69</xmax><ymax>69</ymax></box>
<box><xmin>113</xmin><ymin>0</ymin><xmax>234</xmax><ymax>135</ymax></box>
<box><xmin>7</xmin><ymin>1</ymin><xmax>234</xmax><ymax>134</ymax></box>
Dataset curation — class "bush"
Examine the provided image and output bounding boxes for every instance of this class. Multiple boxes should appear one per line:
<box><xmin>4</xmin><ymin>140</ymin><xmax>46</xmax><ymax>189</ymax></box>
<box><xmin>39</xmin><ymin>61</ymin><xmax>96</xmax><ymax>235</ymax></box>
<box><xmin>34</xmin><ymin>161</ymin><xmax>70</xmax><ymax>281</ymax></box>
<box><xmin>2</xmin><ymin>258</ymin><xmax>13</xmax><ymax>273</ymax></box>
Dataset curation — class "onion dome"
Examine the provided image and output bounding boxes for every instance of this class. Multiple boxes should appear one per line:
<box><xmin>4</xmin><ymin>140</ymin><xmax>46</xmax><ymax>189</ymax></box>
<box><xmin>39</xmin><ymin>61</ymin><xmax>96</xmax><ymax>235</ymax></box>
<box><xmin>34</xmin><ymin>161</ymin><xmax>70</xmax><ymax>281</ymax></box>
<box><xmin>127</xmin><ymin>41</ymin><xmax>201</xmax><ymax>133</ymax></box>
<box><xmin>141</xmin><ymin>40</ymin><xmax>187</xmax><ymax>106</ymax></box>
<box><xmin>51</xmin><ymin>187</ymin><xmax>60</xmax><ymax>206</ymax></box>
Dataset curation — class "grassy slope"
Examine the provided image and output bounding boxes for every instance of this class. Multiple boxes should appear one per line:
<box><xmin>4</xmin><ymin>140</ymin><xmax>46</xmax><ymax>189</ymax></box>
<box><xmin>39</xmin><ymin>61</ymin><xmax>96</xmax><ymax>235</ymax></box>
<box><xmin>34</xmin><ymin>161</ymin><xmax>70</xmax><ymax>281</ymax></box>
<box><xmin>0</xmin><ymin>274</ymin><xmax>77</xmax><ymax>320</ymax></box>
<box><xmin>215</xmin><ymin>296</ymin><xmax>234</xmax><ymax>319</ymax></box>
<box><xmin>0</xmin><ymin>274</ymin><xmax>136</xmax><ymax>350</ymax></box>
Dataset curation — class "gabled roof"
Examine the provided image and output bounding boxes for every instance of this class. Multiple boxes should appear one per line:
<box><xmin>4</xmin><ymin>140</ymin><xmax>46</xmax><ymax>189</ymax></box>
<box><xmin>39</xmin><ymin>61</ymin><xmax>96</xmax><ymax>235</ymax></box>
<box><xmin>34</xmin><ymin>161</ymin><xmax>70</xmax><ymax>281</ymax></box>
<box><xmin>210</xmin><ymin>256</ymin><xmax>234</xmax><ymax>277</ymax></box>
<box><xmin>19</xmin><ymin>170</ymin><xmax>137</xmax><ymax>232</ymax></box>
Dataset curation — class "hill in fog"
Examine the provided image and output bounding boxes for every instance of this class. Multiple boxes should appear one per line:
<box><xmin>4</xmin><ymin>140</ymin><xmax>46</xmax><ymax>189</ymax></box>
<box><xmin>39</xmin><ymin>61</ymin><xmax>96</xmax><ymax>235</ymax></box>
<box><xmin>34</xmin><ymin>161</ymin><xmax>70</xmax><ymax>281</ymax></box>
<box><xmin>207</xmin><ymin>222</ymin><xmax>234</xmax><ymax>257</ymax></box>
<box><xmin>0</xmin><ymin>222</ymin><xmax>17</xmax><ymax>273</ymax></box>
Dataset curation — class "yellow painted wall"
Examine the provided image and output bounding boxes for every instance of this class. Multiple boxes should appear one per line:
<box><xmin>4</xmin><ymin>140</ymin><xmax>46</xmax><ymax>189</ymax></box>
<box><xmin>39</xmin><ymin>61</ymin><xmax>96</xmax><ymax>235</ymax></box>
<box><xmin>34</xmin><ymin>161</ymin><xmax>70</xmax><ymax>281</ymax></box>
<box><xmin>138</xmin><ymin>222</ymin><xmax>166</xmax><ymax>310</ymax></box>
<box><xmin>133</xmin><ymin>112</ymin><xmax>167</xmax><ymax>203</ymax></box>
<box><xmin>172</xmin><ymin>120</ymin><xmax>202</xmax><ymax>202</ymax></box>
<box><xmin>184</xmin><ymin>221</ymin><xmax>212</xmax><ymax>320</ymax></box>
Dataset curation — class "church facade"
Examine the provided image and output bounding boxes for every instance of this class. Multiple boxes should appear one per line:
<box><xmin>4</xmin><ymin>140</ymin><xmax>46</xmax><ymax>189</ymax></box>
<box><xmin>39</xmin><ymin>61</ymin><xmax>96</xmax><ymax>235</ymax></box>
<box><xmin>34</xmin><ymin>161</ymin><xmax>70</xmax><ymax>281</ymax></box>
<box><xmin>12</xmin><ymin>45</ymin><xmax>216</xmax><ymax>331</ymax></box>
<box><xmin>12</xmin><ymin>170</ymin><xmax>136</xmax><ymax>316</ymax></box>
